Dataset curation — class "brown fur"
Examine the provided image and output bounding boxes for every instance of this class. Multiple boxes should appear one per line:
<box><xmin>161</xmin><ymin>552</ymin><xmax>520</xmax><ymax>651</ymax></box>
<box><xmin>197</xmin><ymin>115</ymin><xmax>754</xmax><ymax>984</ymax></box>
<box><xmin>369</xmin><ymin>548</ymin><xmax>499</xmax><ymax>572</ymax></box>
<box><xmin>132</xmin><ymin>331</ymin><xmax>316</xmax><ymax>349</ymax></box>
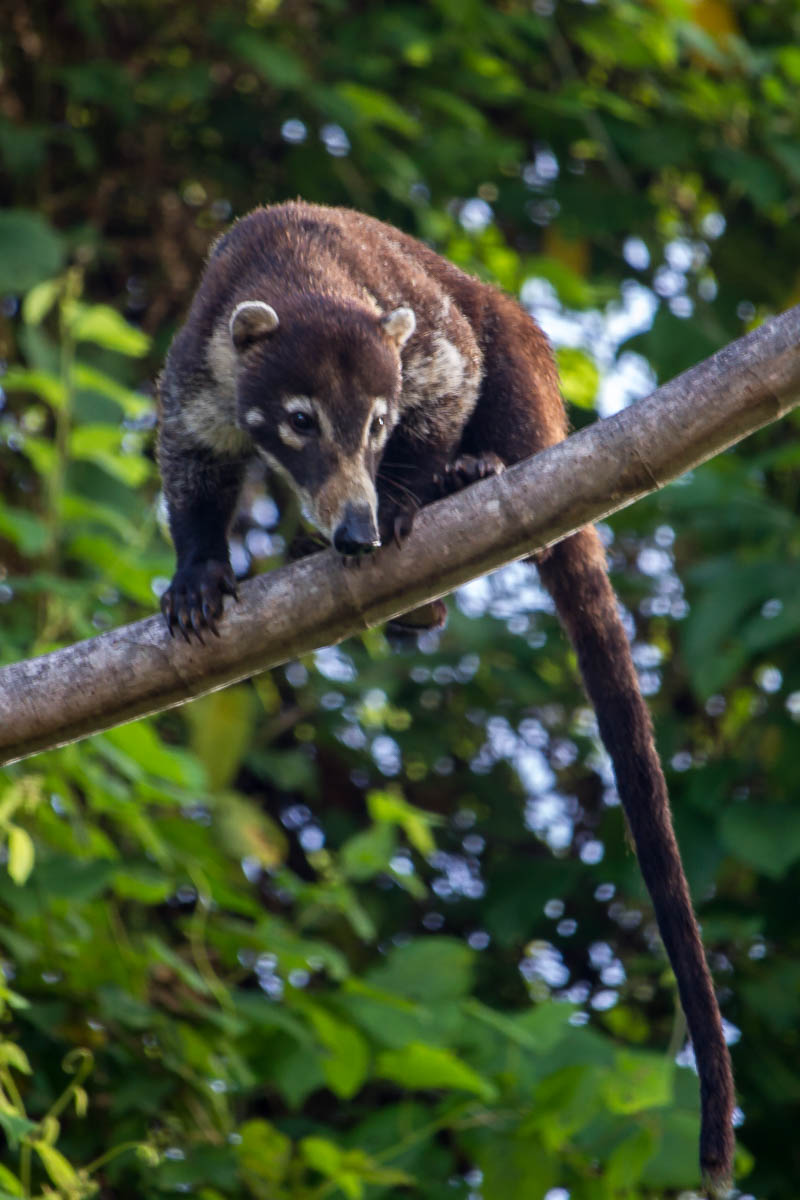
<box><xmin>157</xmin><ymin>202</ymin><xmax>735</xmax><ymax>1189</ymax></box>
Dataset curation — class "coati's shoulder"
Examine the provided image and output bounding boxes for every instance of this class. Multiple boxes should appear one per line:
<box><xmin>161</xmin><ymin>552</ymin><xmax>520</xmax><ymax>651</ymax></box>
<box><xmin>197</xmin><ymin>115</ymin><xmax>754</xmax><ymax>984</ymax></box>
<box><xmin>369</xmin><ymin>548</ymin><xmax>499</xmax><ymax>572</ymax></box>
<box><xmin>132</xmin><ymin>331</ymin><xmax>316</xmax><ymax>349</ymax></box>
<box><xmin>201</xmin><ymin>200</ymin><xmax>489</xmax><ymax>333</ymax></box>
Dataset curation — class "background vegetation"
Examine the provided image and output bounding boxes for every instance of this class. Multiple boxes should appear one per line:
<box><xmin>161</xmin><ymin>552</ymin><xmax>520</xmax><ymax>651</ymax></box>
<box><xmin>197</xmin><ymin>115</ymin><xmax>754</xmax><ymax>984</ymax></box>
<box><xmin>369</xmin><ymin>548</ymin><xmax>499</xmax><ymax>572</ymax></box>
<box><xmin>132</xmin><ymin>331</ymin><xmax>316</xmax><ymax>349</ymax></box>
<box><xmin>2</xmin><ymin>0</ymin><xmax>800</xmax><ymax>1195</ymax></box>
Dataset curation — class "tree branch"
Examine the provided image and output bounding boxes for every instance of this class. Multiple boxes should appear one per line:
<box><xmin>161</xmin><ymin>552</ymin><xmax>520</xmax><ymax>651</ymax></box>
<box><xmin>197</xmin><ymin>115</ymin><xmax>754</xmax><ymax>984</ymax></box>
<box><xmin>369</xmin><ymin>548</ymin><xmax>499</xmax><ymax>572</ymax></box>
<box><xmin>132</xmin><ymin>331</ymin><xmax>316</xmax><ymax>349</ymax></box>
<box><xmin>3</xmin><ymin>305</ymin><xmax>800</xmax><ymax>766</ymax></box>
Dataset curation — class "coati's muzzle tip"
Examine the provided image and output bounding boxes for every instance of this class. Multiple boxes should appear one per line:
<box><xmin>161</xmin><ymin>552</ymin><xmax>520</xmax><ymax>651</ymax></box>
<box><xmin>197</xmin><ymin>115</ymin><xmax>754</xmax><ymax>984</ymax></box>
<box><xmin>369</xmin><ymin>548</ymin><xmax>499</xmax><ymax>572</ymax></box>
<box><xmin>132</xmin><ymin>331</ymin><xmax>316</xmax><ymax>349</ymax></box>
<box><xmin>332</xmin><ymin>504</ymin><xmax>381</xmax><ymax>557</ymax></box>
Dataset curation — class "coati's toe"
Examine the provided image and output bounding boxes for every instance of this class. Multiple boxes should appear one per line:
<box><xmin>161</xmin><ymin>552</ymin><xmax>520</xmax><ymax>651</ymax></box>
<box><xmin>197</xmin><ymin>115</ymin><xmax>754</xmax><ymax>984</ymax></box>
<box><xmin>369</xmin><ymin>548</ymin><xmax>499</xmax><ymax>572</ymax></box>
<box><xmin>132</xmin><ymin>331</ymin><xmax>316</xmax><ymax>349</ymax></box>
<box><xmin>161</xmin><ymin>560</ymin><xmax>238</xmax><ymax>640</ymax></box>
<box><xmin>436</xmin><ymin>452</ymin><xmax>505</xmax><ymax>495</ymax></box>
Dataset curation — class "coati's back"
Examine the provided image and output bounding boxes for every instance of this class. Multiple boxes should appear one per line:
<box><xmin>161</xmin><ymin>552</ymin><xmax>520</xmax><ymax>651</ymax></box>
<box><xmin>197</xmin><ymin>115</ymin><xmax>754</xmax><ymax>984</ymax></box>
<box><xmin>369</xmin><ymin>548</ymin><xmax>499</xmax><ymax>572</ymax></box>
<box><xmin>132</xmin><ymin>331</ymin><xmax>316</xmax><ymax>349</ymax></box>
<box><xmin>165</xmin><ymin>201</ymin><xmax>495</xmax><ymax>395</ymax></box>
<box><xmin>157</xmin><ymin>201</ymin><xmax>735</xmax><ymax>1194</ymax></box>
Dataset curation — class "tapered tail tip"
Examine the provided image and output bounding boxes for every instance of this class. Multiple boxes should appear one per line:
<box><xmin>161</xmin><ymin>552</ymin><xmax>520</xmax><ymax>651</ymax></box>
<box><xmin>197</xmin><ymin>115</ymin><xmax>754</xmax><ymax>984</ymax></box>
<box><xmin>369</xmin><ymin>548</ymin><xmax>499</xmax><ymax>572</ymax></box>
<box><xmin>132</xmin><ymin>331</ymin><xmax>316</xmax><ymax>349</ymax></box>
<box><xmin>702</xmin><ymin>1167</ymin><xmax>735</xmax><ymax>1199</ymax></box>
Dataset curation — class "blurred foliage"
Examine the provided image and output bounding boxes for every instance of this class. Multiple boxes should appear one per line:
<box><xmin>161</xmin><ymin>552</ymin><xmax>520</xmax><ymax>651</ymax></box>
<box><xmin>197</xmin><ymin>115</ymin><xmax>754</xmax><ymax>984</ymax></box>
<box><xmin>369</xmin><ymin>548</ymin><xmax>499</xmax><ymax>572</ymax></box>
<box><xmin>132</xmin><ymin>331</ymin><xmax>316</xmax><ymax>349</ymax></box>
<box><xmin>2</xmin><ymin>0</ymin><xmax>800</xmax><ymax>1195</ymax></box>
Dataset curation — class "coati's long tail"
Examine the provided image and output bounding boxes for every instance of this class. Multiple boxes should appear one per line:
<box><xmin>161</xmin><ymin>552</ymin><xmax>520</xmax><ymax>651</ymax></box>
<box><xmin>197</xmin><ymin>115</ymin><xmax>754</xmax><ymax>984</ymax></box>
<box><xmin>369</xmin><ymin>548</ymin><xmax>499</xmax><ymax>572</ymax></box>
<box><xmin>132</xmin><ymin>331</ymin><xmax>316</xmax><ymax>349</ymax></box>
<box><xmin>537</xmin><ymin>526</ymin><xmax>735</xmax><ymax>1194</ymax></box>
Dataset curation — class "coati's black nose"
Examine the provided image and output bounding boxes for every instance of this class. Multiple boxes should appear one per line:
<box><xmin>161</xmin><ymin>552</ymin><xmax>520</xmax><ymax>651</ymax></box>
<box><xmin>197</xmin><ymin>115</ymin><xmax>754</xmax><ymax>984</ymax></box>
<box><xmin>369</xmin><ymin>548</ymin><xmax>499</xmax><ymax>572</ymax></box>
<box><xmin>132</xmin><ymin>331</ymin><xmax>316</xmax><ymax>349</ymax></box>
<box><xmin>333</xmin><ymin>505</ymin><xmax>381</xmax><ymax>556</ymax></box>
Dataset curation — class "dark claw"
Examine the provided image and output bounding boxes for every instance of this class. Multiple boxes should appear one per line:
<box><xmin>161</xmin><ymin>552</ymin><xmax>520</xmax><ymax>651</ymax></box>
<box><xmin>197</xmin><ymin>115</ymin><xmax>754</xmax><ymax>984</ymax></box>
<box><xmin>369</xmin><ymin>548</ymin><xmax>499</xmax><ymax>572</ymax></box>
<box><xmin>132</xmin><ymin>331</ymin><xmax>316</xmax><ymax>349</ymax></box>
<box><xmin>161</xmin><ymin>595</ymin><xmax>176</xmax><ymax>638</ymax></box>
<box><xmin>176</xmin><ymin>607</ymin><xmax>192</xmax><ymax>643</ymax></box>
<box><xmin>393</xmin><ymin>510</ymin><xmax>414</xmax><ymax>546</ymax></box>
<box><xmin>201</xmin><ymin>600</ymin><xmax>220</xmax><ymax>637</ymax></box>
<box><xmin>160</xmin><ymin>559</ymin><xmax>237</xmax><ymax>641</ymax></box>
<box><xmin>190</xmin><ymin>609</ymin><xmax>206</xmax><ymax>644</ymax></box>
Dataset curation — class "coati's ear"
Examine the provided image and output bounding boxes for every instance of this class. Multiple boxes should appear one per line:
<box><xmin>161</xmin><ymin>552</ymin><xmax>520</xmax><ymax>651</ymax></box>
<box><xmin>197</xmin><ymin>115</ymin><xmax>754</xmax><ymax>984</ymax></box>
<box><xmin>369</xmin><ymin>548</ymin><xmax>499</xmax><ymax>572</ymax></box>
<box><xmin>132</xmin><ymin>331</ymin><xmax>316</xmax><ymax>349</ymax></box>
<box><xmin>229</xmin><ymin>301</ymin><xmax>280</xmax><ymax>350</ymax></box>
<box><xmin>380</xmin><ymin>306</ymin><xmax>416</xmax><ymax>349</ymax></box>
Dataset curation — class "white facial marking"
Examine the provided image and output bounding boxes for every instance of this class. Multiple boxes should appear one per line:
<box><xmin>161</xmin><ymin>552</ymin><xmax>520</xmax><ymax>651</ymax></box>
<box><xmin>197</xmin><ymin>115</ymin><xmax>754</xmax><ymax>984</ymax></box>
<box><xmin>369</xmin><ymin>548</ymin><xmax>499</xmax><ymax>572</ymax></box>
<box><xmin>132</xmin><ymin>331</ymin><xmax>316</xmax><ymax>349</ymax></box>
<box><xmin>244</xmin><ymin>407</ymin><xmax>266</xmax><ymax>427</ymax></box>
<box><xmin>284</xmin><ymin>395</ymin><xmax>314</xmax><ymax>415</ymax></box>
<box><xmin>363</xmin><ymin>397</ymin><xmax>390</xmax><ymax>450</ymax></box>
<box><xmin>278</xmin><ymin>422</ymin><xmax>307</xmax><ymax>452</ymax></box>
<box><xmin>183</xmin><ymin>387</ymin><xmax>252</xmax><ymax>455</ymax></box>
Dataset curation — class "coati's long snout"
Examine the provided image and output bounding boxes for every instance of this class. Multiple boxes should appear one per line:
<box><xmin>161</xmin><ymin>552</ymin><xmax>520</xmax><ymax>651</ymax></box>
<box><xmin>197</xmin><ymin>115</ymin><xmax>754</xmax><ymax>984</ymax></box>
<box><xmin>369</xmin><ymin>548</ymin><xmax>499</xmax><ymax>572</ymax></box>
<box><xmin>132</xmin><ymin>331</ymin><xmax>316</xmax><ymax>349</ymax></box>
<box><xmin>301</xmin><ymin>460</ymin><xmax>382</xmax><ymax>555</ymax></box>
<box><xmin>331</xmin><ymin>502</ymin><xmax>381</xmax><ymax>556</ymax></box>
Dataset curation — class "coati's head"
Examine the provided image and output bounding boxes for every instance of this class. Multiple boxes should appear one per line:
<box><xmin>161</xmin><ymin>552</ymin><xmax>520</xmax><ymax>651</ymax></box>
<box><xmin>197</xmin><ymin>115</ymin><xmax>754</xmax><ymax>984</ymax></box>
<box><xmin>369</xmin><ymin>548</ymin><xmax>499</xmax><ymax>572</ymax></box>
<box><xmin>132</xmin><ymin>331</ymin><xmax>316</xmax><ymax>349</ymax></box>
<box><xmin>229</xmin><ymin>299</ymin><xmax>415</xmax><ymax>554</ymax></box>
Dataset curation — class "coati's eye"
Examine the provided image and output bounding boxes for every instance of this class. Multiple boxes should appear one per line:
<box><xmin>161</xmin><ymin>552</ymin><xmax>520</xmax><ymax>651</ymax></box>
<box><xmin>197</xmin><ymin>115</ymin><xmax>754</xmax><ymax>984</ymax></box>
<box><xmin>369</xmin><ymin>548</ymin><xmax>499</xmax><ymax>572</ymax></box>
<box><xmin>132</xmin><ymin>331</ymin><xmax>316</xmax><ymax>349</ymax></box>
<box><xmin>289</xmin><ymin>410</ymin><xmax>317</xmax><ymax>434</ymax></box>
<box><xmin>370</xmin><ymin>415</ymin><xmax>385</xmax><ymax>439</ymax></box>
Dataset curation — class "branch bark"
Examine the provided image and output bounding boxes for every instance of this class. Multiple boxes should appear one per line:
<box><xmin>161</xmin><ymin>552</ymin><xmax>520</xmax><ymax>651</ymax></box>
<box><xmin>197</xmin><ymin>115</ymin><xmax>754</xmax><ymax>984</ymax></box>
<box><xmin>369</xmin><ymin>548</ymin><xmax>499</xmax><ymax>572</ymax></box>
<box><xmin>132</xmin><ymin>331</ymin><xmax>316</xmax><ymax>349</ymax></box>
<box><xmin>3</xmin><ymin>305</ymin><xmax>800</xmax><ymax>766</ymax></box>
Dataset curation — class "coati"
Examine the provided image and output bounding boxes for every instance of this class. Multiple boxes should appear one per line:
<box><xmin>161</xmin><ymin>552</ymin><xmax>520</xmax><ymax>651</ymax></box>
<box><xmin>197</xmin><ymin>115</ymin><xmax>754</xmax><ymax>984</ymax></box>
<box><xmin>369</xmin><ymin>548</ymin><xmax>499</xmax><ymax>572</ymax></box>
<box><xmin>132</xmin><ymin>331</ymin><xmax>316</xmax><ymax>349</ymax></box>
<box><xmin>158</xmin><ymin>200</ymin><xmax>735</xmax><ymax>1194</ymax></box>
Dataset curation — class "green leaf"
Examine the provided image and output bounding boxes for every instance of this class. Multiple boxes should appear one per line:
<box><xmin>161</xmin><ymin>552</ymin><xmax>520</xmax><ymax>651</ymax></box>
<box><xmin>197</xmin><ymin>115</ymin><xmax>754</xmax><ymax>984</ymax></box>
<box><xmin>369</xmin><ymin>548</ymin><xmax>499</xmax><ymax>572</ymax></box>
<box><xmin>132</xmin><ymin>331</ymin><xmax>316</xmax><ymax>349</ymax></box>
<box><xmin>462</xmin><ymin>998</ymin><xmax>572</xmax><ymax>1054</ymax></box>
<box><xmin>112</xmin><ymin>867</ymin><xmax>173</xmax><ymax>905</ymax></box>
<box><xmin>22</xmin><ymin>279</ymin><xmax>62</xmax><ymax>325</ymax></box>
<box><xmin>186</xmin><ymin>688</ymin><xmax>257</xmax><ymax>791</ymax></box>
<box><xmin>0</xmin><ymin>212</ymin><xmax>64</xmax><ymax>291</ymax></box>
<box><xmin>7</xmin><ymin>826</ymin><xmax>34</xmax><ymax>885</ymax></box>
<box><xmin>143</xmin><ymin>935</ymin><xmax>213</xmax><ymax>995</ymax></box>
<box><xmin>303</xmin><ymin>1003</ymin><xmax>370</xmax><ymax>1099</ymax></box>
<box><xmin>229</xmin><ymin>32</ymin><xmax>307</xmax><ymax>88</ymax></box>
<box><xmin>73</xmin><ymin>362</ymin><xmax>154</xmax><ymax>418</ymax></box>
<box><xmin>0</xmin><ymin>1105</ymin><xmax>37</xmax><ymax>1150</ymax></box>
<box><xmin>69</xmin><ymin>303</ymin><xmax>149</xmax><ymax>355</ymax></box>
<box><xmin>526</xmin><ymin>1063</ymin><xmax>608</xmax><ymax>1150</ymax></box>
<box><xmin>366</xmin><ymin>790</ymin><xmax>440</xmax><ymax>856</ymax></box>
<box><xmin>367</xmin><ymin>937</ymin><xmax>474</xmax><ymax>1002</ymax></box>
<box><xmin>720</xmin><ymin>802</ymin><xmax>800</xmax><ymax>879</ymax></box>
<box><xmin>336</xmin><ymin>83</ymin><xmax>420</xmax><ymax>137</ymax></box>
<box><xmin>605</xmin><ymin>1127</ymin><xmax>658</xmax><ymax>1188</ymax></box>
<box><xmin>102</xmin><ymin>721</ymin><xmax>207</xmax><ymax>789</ymax></box>
<box><xmin>376</xmin><ymin>1043</ymin><xmax>496</xmax><ymax>1100</ymax></box>
<box><xmin>0</xmin><ymin>1042</ymin><xmax>32</xmax><ymax>1074</ymax></box>
<box><xmin>464</xmin><ymin>1125</ymin><xmax>558</xmax><ymax>1199</ymax></box>
<box><xmin>640</xmin><ymin>1109</ymin><xmax>702</xmax><ymax>1187</ymax></box>
<box><xmin>33</xmin><ymin>1142</ymin><xmax>79</xmax><ymax>1189</ymax></box>
<box><xmin>557</xmin><ymin>346</ymin><xmax>599</xmax><ymax>410</ymax></box>
<box><xmin>0</xmin><ymin>507</ymin><xmax>49</xmax><ymax>556</ymax></box>
<box><xmin>236</xmin><ymin>1119</ymin><xmax>292</xmax><ymax>1187</ymax></box>
<box><xmin>340</xmin><ymin>822</ymin><xmax>396</xmax><ymax>880</ymax></box>
<box><xmin>300</xmin><ymin>1135</ymin><xmax>342</xmax><ymax>1175</ymax></box>
<box><xmin>68</xmin><ymin>426</ymin><xmax>151</xmax><ymax>485</ymax></box>
<box><xmin>33</xmin><ymin>857</ymin><xmax>116</xmax><ymax>902</ymax></box>
<box><xmin>0</xmin><ymin>1161</ymin><xmax>23</xmax><ymax>1197</ymax></box>
<box><xmin>214</xmin><ymin>792</ymin><xmax>288</xmax><ymax>869</ymax></box>
<box><xmin>604</xmin><ymin>1050</ymin><xmax>673</xmax><ymax>1114</ymax></box>
<box><xmin>0</xmin><ymin>367</ymin><xmax>67</xmax><ymax>408</ymax></box>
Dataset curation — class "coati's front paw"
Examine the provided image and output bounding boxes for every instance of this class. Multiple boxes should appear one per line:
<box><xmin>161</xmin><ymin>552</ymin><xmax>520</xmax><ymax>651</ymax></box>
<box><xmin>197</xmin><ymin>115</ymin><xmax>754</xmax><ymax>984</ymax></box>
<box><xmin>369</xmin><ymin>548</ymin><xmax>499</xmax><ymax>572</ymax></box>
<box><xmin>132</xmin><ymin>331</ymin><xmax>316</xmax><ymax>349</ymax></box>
<box><xmin>379</xmin><ymin>505</ymin><xmax>417</xmax><ymax>548</ymax></box>
<box><xmin>161</xmin><ymin>560</ymin><xmax>238</xmax><ymax>641</ymax></box>
<box><xmin>435</xmin><ymin>452</ymin><xmax>505</xmax><ymax>495</ymax></box>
